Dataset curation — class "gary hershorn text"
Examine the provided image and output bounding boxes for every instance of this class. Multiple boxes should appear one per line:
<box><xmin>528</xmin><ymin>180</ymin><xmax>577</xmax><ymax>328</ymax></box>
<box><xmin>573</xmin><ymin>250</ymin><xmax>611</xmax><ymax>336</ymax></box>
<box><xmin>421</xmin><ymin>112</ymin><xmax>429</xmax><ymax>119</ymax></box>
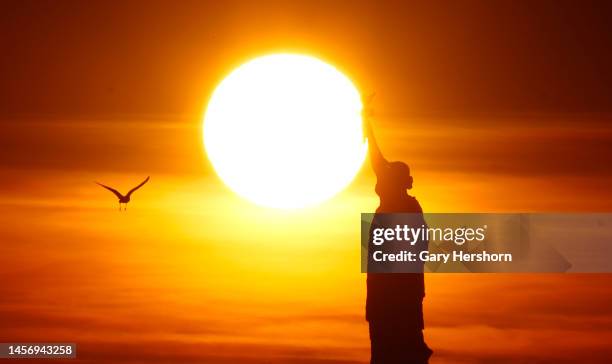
<box><xmin>371</xmin><ymin>250</ymin><xmax>513</xmax><ymax>263</ymax></box>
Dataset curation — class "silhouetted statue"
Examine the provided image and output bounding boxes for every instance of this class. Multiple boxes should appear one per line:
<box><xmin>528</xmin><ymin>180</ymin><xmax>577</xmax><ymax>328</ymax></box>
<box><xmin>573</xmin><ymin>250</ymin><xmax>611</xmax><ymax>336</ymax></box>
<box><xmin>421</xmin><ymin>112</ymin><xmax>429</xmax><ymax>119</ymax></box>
<box><xmin>96</xmin><ymin>176</ymin><xmax>150</xmax><ymax>211</ymax></box>
<box><xmin>365</xmin><ymin>119</ymin><xmax>432</xmax><ymax>364</ymax></box>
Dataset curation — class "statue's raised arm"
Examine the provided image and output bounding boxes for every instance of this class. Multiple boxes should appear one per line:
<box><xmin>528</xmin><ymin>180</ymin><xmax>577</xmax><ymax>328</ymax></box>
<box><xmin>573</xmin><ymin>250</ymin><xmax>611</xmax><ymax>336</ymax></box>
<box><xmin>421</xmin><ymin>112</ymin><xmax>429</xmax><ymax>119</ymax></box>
<box><xmin>365</xmin><ymin>118</ymin><xmax>389</xmax><ymax>176</ymax></box>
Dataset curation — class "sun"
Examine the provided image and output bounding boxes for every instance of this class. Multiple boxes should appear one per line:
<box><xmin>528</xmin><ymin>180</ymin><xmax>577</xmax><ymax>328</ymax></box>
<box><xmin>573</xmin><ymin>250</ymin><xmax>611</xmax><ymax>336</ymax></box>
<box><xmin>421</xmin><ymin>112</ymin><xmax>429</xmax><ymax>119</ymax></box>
<box><xmin>203</xmin><ymin>54</ymin><xmax>367</xmax><ymax>209</ymax></box>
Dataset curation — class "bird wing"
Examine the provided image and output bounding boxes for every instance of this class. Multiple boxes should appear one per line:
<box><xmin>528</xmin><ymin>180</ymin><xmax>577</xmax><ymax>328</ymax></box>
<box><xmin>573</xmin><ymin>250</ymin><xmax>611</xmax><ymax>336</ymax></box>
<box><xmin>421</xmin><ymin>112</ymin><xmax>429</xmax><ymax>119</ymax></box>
<box><xmin>126</xmin><ymin>176</ymin><xmax>150</xmax><ymax>198</ymax></box>
<box><xmin>96</xmin><ymin>182</ymin><xmax>124</xmax><ymax>199</ymax></box>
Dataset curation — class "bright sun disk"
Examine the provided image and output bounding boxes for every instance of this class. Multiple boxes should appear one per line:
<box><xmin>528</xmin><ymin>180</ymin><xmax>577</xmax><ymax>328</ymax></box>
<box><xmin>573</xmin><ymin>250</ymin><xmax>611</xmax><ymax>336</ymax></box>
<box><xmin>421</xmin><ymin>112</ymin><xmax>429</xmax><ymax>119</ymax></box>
<box><xmin>204</xmin><ymin>54</ymin><xmax>367</xmax><ymax>209</ymax></box>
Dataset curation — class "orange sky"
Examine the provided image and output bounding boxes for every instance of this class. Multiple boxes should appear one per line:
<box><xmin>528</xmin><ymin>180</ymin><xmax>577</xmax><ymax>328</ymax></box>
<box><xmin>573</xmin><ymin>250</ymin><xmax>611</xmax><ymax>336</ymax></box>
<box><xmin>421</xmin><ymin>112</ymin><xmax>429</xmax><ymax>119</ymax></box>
<box><xmin>1</xmin><ymin>1</ymin><xmax>611</xmax><ymax>119</ymax></box>
<box><xmin>1</xmin><ymin>1</ymin><xmax>611</xmax><ymax>363</ymax></box>
<box><xmin>1</xmin><ymin>115</ymin><xmax>611</xmax><ymax>363</ymax></box>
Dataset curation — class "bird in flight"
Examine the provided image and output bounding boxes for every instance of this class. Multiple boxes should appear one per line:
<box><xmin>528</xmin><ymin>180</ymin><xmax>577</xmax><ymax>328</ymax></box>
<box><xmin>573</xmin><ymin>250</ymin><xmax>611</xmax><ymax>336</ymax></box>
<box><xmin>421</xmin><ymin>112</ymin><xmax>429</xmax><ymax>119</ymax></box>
<box><xmin>96</xmin><ymin>176</ymin><xmax>150</xmax><ymax>211</ymax></box>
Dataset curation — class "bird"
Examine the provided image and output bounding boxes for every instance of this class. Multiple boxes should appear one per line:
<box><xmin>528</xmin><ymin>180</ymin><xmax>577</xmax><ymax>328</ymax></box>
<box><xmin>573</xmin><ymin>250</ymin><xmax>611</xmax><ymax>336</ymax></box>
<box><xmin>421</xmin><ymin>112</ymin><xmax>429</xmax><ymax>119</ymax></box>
<box><xmin>96</xmin><ymin>176</ymin><xmax>150</xmax><ymax>211</ymax></box>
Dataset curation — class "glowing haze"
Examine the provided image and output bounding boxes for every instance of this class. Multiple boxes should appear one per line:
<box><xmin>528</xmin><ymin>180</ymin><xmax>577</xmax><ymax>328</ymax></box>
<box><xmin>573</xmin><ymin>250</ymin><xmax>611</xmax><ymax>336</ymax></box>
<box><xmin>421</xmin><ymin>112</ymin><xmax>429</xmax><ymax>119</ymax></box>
<box><xmin>204</xmin><ymin>54</ymin><xmax>367</xmax><ymax>208</ymax></box>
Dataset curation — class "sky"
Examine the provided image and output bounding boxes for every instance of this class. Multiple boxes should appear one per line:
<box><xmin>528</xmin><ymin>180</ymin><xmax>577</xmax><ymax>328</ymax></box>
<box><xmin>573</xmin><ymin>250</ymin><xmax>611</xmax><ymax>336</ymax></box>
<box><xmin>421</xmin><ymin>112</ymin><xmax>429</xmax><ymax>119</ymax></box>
<box><xmin>0</xmin><ymin>1</ymin><xmax>611</xmax><ymax>363</ymax></box>
<box><xmin>1</xmin><ymin>0</ymin><xmax>611</xmax><ymax>119</ymax></box>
